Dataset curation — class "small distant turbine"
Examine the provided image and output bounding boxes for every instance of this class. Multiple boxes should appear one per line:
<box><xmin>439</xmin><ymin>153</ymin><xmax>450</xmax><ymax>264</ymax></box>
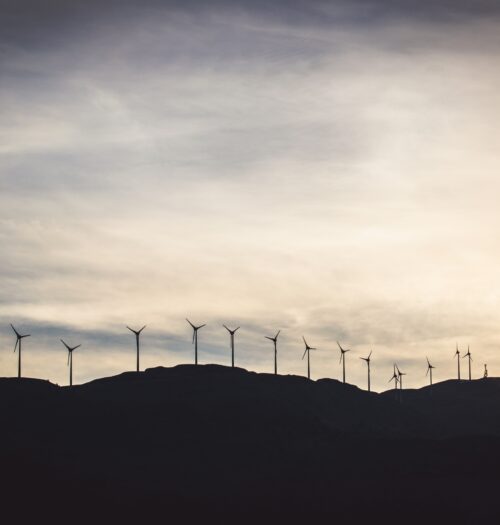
<box><xmin>389</xmin><ymin>364</ymin><xmax>399</xmax><ymax>390</ymax></box>
<box><xmin>462</xmin><ymin>346</ymin><xmax>472</xmax><ymax>380</ymax></box>
<box><xmin>302</xmin><ymin>337</ymin><xmax>316</xmax><ymax>380</ymax></box>
<box><xmin>265</xmin><ymin>330</ymin><xmax>280</xmax><ymax>375</ymax></box>
<box><xmin>396</xmin><ymin>364</ymin><xmax>406</xmax><ymax>390</ymax></box>
<box><xmin>454</xmin><ymin>344</ymin><xmax>461</xmax><ymax>380</ymax></box>
<box><xmin>223</xmin><ymin>324</ymin><xmax>240</xmax><ymax>368</ymax></box>
<box><xmin>426</xmin><ymin>357</ymin><xmax>435</xmax><ymax>386</ymax></box>
<box><xmin>60</xmin><ymin>339</ymin><xmax>81</xmax><ymax>387</ymax></box>
<box><xmin>186</xmin><ymin>319</ymin><xmax>206</xmax><ymax>365</ymax></box>
<box><xmin>11</xmin><ymin>324</ymin><xmax>30</xmax><ymax>379</ymax></box>
<box><xmin>360</xmin><ymin>350</ymin><xmax>372</xmax><ymax>392</ymax></box>
<box><xmin>337</xmin><ymin>341</ymin><xmax>350</xmax><ymax>384</ymax></box>
<box><xmin>127</xmin><ymin>325</ymin><xmax>146</xmax><ymax>372</ymax></box>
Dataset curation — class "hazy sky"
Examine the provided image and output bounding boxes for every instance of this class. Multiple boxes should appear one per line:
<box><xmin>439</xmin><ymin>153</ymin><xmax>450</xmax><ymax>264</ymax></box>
<box><xmin>1</xmin><ymin>0</ymin><xmax>500</xmax><ymax>390</ymax></box>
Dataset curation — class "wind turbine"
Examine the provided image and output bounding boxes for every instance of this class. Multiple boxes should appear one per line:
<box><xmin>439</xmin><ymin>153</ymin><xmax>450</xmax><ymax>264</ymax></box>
<box><xmin>389</xmin><ymin>364</ymin><xmax>399</xmax><ymax>390</ymax></box>
<box><xmin>360</xmin><ymin>350</ymin><xmax>372</xmax><ymax>392</ymax></box>
<box><xmin>302</xmin><ymin>337</ymin><xmax>316</xmax><ymax>380</ymax></box>
<box><xmin>186</xmin><ymin>319</ymin><xmax>206</xmax><ymax>365</ymax></box>
<box><xmin>265</xmin><ymin>330</ymin><xmax>280</xmax><ymax>375</ymax></box>
<box><xmin>463</xmin><ymin>346</ymin><xmax>472</xmax><ymax>380</ymax></box>
<box><xmin>60</xmin><ymin>339</ymin><xmax>81</xmax><ymax>387</ymax></box>
<box><xmin>396</xmin><ymin>364</ymin><xmax>406</xmax><ymax>390</ymax></box>
<box><xmin>223</xmin><ymin>325</ymin><xmax>240</xmax><ymax>368</ymax></box>
<box><xmin>454</xmin><ymin>344</ymin><xmax>461</xmax><ymax>380</ymax></box>
<box><xmin>337</xmin><ymin>341</ymin><xmax>350</xmax><ymax>384</ymax></box>
<box><xmin>127</xmin><ymin>325</ymin><xmax>146</xmax><ymax>372</ymax></box>
<box><xmin>426</xmin><ymin>357</ymin><xmax>435</xmax><ymax>386</ymax></box>
<box><xmin>10</xmin><ymin>324</ymin><xmax>30</xmax><ymax>378</ymax></box>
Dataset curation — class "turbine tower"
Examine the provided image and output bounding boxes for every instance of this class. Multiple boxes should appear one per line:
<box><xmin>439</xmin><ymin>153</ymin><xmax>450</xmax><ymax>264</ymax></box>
<box><xmin>223</xmin><ymin>325</ymin><xmax>240</xmax><ymax>368</ymax></box>
<box><xmin>337</xmin><ymin>341</ymin><xmax>350</xmax><ymax>384</ymax></box>
<box><xmin>265</xmin><ymin>330</ymin><xmax>280</xmax><ymax>375</ymax></box>
<box><xmin>454</xmin><ymin>344</ymin><xmax>461</xmax><ymax>380</ymax></box>
<box><xmin>10</xmin><ymin>324</ymin><xmax>30</xmax><ymax>378</ymax></box>
<box><xmin>396</xmin><ymin>364</ymin><xmax>406</xmax><ymax>390</ymax></box>
<box><xmin>186</xmin><ymin>319</ymin><xmax>206</xmax><ymax>365</ymax></box>
<box><xmin>60</xmin><ymin>339</ymin><xmax>81</xmax><ymax>387</ymax></box>
<box><xmin>426</xmin><ymin>357</ymin><xmax>435</xmax><ymax>386</ymax></box>
<box><xmin>360</xmin><ymin>350</ymin><xmax>372</xmax><ymax>392</ymax></box>
<box><xmin>302</xmin><ymin>336</ymin><xmax>316</xmax><ymax>380</ymax></box>
<box><xmin>127</xmin><ymin>325</ymin><xmax>146</xmax><ymax>372</ymax></box>
<box><xmin>463</xmin><ymin>346</ymin><xmax>472</xmax><ymax>380</ymax></box>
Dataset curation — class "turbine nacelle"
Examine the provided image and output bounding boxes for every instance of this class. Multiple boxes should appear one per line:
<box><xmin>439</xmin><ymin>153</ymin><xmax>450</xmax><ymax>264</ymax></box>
<box><xmin>11</xmin><ymin>324</ymin><xmax>30</xmax><ymax>352</ymax></box>
<box><xmin>186</xmin><ymin>319</ymin><xmax>206</xmax><ymax>344</ymax></box>
<box><xmin>302</xmin><ymin>336</ymin><xmax>316</xmax><ymax>359</ymax></box>
<box><xmin>389</xmin><ymin>365</ymin><xmax>400</xmax><ymax>385</ymax></box>
<box><xmin>337</xmin><ymin>341</ymin><xmax>350</xmax><ymax>363</ymax></box>
<box><xmin>265</xmin><ymin>330</ymin><xmax>280</xmax><ymax>343</ymax></box>
<box><xmin>127</xmin><ymin>325</ymin><xmax>146</xmax><ymax>336</ymax></box>
<box><xmin>223</xmin><ymin>324</ymin><xmax>240</xmax><ymax>335</ymax></box>
<box><xmin>60</xmin><ymin>339</ymin><xmax>81</xmax><ymax>365</ymax></box>
<box><xmin>360</xmin><ymin>350</ymin><xmax>372</xmax><ymax>364</ymax></box>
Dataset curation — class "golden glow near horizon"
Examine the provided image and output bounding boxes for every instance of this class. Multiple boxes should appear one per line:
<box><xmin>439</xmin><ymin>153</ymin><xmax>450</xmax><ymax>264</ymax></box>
<box><xmin>1</xmin><ymin>3</ymin><xmax>500</xmax><ymax>390</ymax></box>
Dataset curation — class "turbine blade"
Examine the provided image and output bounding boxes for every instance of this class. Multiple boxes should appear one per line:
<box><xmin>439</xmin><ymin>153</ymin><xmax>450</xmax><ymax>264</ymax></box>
<box><xmin>368</xmin><ymin>350</ymin><xmax>372</xmax><ymax>359</ymax></box>
<box><xmin>235</xmin><ymin>327</ymin><xmax>240</xmax><ymax>332</ymax></box>
<box><xmin>302</xmin><ymin>336</ymin><xmax>308</xmax><ymax>347</ymax></box>
<box><xmin>302</xmin><ymin>348</ymin><xmax>307</xmax><ymax>360</ymax></box>
<box><xmin>223</xmin><ymin>324</ymin><xmax>230</xmax><ymax>332</ymax></box>
<box><xmin>199</xmin><ymin>324</ymin><xmax>206</xmax><ymax>329</ymax></box>
<box><xmin>13</xmin><ymin>339</ymin><xmax>18</xmax><ymax>353</ymax></box>
<box><xmin>10</xmin><ymin>324</ymin><xmax>20</xmax><ymax>337</ymax></box>
<box><xmin>139</xmin><ymin>325</ymin><xmax>146</xmax><ymax>333</ymax></box>
<box><xmin>60</xmin><ymin>339</ymin><xmax>70</xmax><ymax>351</ymax></box>
<box><xmin>186</xmin><ymin>318</ymin><xmax>195</xmax><ymax>328</ymax></box>
<box><xmin>275</xmin><ymin>330</ymin><xmax>280</xmax><ymax>339</ymax></box>
<box><xmin>73</xmin><ymin>345</ymin><xmax>81</xmax><ymax>351</ymax></box>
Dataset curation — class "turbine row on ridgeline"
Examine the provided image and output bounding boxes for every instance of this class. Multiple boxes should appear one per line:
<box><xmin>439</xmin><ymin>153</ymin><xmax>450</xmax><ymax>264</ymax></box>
<box><xmin>7</xmin><ymin>324</ymin><xmax>482</xmax><ymax>388</ymax></box>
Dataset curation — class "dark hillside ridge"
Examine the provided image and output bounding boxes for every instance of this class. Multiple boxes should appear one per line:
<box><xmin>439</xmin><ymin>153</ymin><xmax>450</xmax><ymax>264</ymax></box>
<box><xmin>1</xmin><ymin>365</ymin><xmax>500</xmax><ymax>523</ymax></box>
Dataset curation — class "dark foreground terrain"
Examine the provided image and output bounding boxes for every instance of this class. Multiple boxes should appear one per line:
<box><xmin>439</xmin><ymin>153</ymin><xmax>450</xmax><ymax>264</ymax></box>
<box><xmin>2</xmin><ymin>365</ymin><xmax>500</xmax><ymax>523</ymax></box>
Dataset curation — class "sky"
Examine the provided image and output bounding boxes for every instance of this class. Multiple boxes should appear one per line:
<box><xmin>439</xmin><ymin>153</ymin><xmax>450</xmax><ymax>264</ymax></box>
<box><xmin>1</xmin><ymin>0</ymin><xmax>500</xmax><ymax>391</ymax></box>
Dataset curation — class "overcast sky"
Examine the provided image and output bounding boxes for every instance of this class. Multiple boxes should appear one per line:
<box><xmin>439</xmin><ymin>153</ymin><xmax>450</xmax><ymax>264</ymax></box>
<box><xmin>1</xmin><ymin>0</ymin><xmax>500</xmax><ymax>390</ymax></box>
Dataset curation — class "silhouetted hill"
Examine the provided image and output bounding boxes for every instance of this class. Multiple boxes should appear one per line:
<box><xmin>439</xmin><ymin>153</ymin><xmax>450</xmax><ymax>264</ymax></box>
<box><xmin>1</xmin><ymin>366</ymin><xmax>500</xmax><ymax>523</ymax></box>
<box><xmin>382</xmin><ymin>377</ymin><xmax>500</xmax><ymax>437</ymax></box>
